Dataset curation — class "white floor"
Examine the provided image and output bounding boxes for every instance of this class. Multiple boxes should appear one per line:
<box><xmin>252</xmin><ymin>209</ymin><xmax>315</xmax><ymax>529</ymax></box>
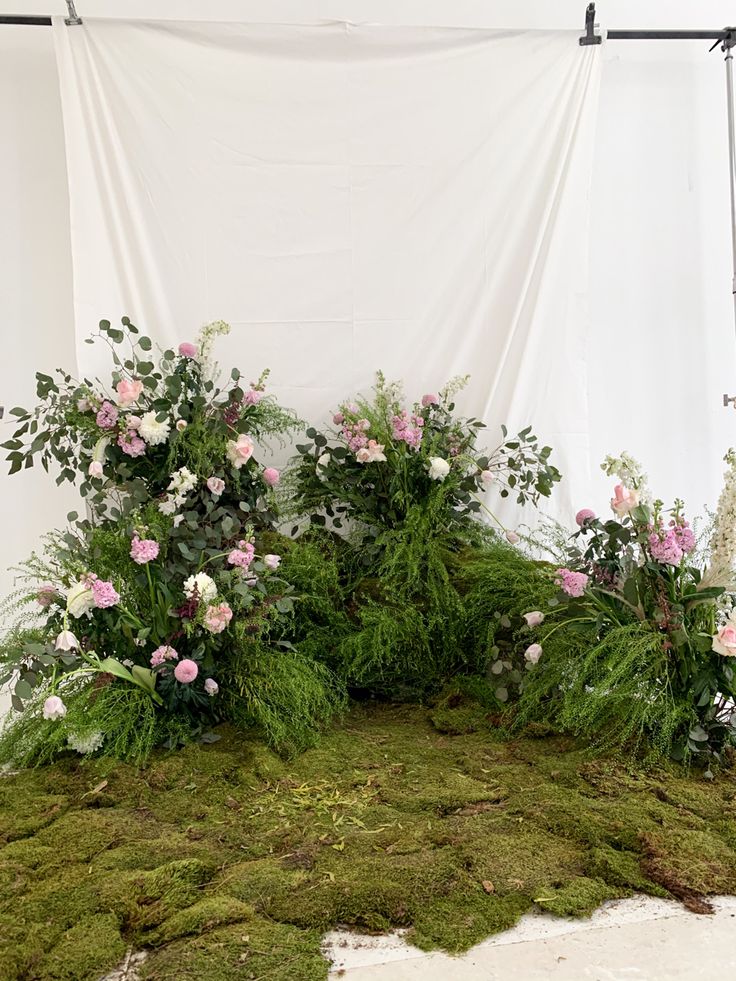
<box><xmin>323</xmin><ymin>895</ymin><xmax>736</xmax><ymax>980</ymax></box>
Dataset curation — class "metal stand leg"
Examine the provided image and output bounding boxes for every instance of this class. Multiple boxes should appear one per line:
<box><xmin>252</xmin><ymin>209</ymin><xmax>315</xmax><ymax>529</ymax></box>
<box><xmin>721</xmin><ymin>32</ymin><xmax>736</xmax><ymax>407</ymax></box>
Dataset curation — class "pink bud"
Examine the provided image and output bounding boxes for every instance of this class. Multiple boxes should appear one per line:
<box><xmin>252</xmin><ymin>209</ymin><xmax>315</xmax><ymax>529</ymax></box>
<box><xmin>178</xmin><ymin>342</ymin><xmax>198</xmax><ymax>358</ymax></box>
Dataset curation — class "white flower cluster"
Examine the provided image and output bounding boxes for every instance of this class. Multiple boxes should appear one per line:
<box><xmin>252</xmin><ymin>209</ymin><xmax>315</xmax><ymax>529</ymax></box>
<box><xmin>703</xmin><ymin>449</ymin><xmax>736</xmax><ymax>591</ymax></box>
<box><xmin>601</xmin><ymin>451</ymin><xmax>651</xmax><ymax>500</ymax></box>
<box><xmin>158</xmin><ymin>466</ymin><xmax>198</xmax><ymax>520</ymax></box>
<box><xmin>67</xmin><ymin>730</ymin><xmax>104</xmax><ymax>755</ymax></box>
<box><xmin>196</xmin><ymin>319</ymin><xmax>231</xmax><ymax>382</ymax></box>
<box><xmin>184</xmin><ymin>571</ymin><xmax>217</xmax><ymax>604</ymax></box>
<box><xmin>139</xmin><ymin>411</ymin><xmax>171</xmax><ymax>447</ymax></box>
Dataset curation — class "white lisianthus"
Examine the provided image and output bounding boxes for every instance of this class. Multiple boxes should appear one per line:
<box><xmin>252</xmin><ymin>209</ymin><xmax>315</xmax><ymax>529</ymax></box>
<box><xmin>428</xmin><ymin>457</ymin><xmax>450</xmax><ymax>482</ymax></box>
<box><xmin>66</xmin><ymin>580</ymin><xmax>95</xmax><ymax>619</ymax></box>
<box><xmin>158</xmin><ymin>498</ymin><xmax>177</xmax><ymax>516</ymax></box>
<box><xmin>183</xmin><ymin>572</ymin><xmax>217</xmax><ymax>604</ymax></box>
<box><xmin>139</xmin><ymin>411</ymin><xmax>171</xmax><ymax>447</ymax></box>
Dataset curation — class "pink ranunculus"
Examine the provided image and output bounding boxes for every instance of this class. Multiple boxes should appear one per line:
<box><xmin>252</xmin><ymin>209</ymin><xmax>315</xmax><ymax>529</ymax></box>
<box><xmin>174</xmin><ymin>659</ymin><xmax>199</xmax><ymax>683</ymax></box>
<box><xmin>263</xmin><ymin>467</ymin><xmax>280</xmax><ymax>487</ymax></box>
<box><xmin>37</xmin><ymin>583</ymin><xmax>58</xmax><ymax>608</ymax></box>
<box><xmin>204</xmin><ymin>602</ymin><xmax>233</xmax><ymax>635</ymax></box>
<box><xmin>207</xmin><ymin>476</ymin><xmax>225</xmax><ymax>496</ymax></box>
<box><xmin>88</xmin><ymin>461</ymin><xmax>104</xmax><ymax>478</ymax></box>
<box><xmin>130</xmin><ymin>536</ymin><xmax>160</xmax><ymax>564</ymax></box>
<box><xmin>226</xmin><ymin>434</ymin><xmax>255</xmax><ymax>469</ymax></box>
<box><xmin>712</xmin><ymin>621</ymin><xmax>736</xmax><ymax>657</ymax></box>
<box><xmin>115</xmin><ymin>378</ymin><xmax>144</xmax><ymax>406</ymax></box>
<box><xmin>610</xmin><ymin>484</ymin><xmax>639</xmax><ymax>517</ymax></box>
<box><xmin>421</xmin><ymin>393</ymin><xmax>439</xmax><ymax>408</ymax></box>
<box><xmin>523</xmin><ymin>611</ymin><xmax>545</xmax><ymax>628</ymax></box>
<box><xmin>264</xmin><ymin>554</ymin><xmax>281</xmax><ymax>571</ymax></box>
<box><xmin>150</xmin><ymin>645</ymin><xmax>178</xmax><ymax>668</ymax></box>
<box><xmin>524</xmin><ymin>643</ymin><xmax>543</xmax><ymax>665</ymax></box>
<box><xmin>178</xmin><ymin>342</ymin><xmax>198</xmax><ymax>358</ymax></box>
<box><xmin>575</xmin><ymin>509</ymin><xmax>596</xmax><ymax>527</ymax></box>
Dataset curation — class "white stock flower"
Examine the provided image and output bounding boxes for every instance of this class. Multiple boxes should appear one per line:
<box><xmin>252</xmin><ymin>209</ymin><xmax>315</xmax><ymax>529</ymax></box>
<box><xmin>139</xmin><ymin>411</ymin><xmax>171</xmax><ymax>447</ymax></box>
<box><xmin>703</xmin><ymin>449</ymin><xmax>736</xmax><ymax>590</ymax></box>
<box><xmin>183</xmin><ymin>572</ymin><xmax>217</xmax><ymax>604</ymax></box>
<box><xmin>168</xmin><ymin>466</ymin><xmax>198</xmax><ymax>495</ymax></box>
<box><xmin>428</xmin><ymin>457</ymin><xmax>450</xmax><ymax>481</ymax></box>
<box><xmin>66</xmin><ymin>580</ymin><xmax>95</xmax><ymax>619</ymax></box>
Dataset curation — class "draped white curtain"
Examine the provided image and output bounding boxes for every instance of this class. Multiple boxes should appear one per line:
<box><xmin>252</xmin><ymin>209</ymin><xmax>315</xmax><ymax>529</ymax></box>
<box><xmin>53</xmin><ymin>18</ymin><xmax>601</xmax><ymax>519</ymax></box>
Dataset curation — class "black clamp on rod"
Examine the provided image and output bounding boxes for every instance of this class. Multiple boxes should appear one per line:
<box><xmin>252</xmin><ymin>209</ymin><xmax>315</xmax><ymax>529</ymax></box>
<box><xmin>579</xmin><ymin>3</ymin><xmax>602</xmax><ymax>46</ymax></box>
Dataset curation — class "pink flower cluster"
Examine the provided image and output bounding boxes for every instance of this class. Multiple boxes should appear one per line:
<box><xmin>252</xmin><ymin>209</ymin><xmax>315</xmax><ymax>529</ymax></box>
<box><xmin>118</xmin><ymin>431</ymin><xmax>146</xmax><ymax>457</ymax></box>
<box><xmin>648</xmin><ymin>520</ymin><xmax>695</xmax><ymax>566</ymax></box>
<box><xmin>392</xmin><ymin>410</ymin><xmax>424</xmax><ymax>449</ymax></box>
<box><xmin>340</xmin><ymin>417</ymin><xmax>371</xmax><ymax>453</ymax></box>
<box><xmin>555</xmin><ymin>568</ymin><xmax>589</xmax><ymax>598</ymax></box>
<box><xmin>150</xmin><ymin>644</ymin><xmax>178</xmax><ymax>667</ymax></box>
<box><xmin>228</xmin><ymin>540</ymin><xmax>255</xmax><ymax>570</ymax></box>
<box><xmin>130</xmin><ymin>536</ymin><xmax>160</xmax><ymax>564</ymax></box>
<box><xmin>96</xmin><ymin>401</ymin><xmax>119</xmax><ymax>430</ymax></box>
<box><xmin>204</xmin><ymin>602</ymin><xmax>233</xmax><ymax>634</ymax></box>
<box><xmin>36</xmin><ymin>583</ymin><xmax>58</xmax><ymax>608</ymax></box>
<box><xmin>90</xmin><ymin>577</ymin><xmax>121</xmax><ymax>609</ymax></box>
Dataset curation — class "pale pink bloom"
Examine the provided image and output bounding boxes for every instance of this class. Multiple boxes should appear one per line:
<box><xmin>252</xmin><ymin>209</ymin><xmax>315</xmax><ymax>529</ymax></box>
<box><xmin>88</xmin><ymin>461</ymin><xmax>104</xmax><ymax>478</ymax></box>
<box><xmin>505</xmin><ymin>531</ymin><xmax>520</xmax><ymax>545</ymax></box>
<box><xmin>204</xmin><ymin>602</ymin><xmax>233</xmax><ymax>635</ymax></box>
<box><xmin>226</xmin><ymin>433</ymin><xmax>255</xmax><ymax>469</ymax></box>
<box><xmin>204</xmin><ymin>678</ymin><xmax>219</xmax><ymax>696</ymax></box>
<box><xmin>91</xmin><ymin>579</ymin><xmax>120</xmax><ymax>609</ymax></box>
<box><xmin>555</xmin><ymin>568</ymin><xmax>589</xmax><ymax>598</ymax></box>
<box><xmin>150</xmin><ymin>645</ymin><xmax>178</xmax><ymax>668</ymax></box>
<box><xmin>42</xmin><ymin>695</ymin><xmax>67</xmax><ymax>720</ymax></box>
<box><xmin>174</xmin><ymin>659</ymin><xmax>199</xmax><ymax>683</ymax></box>
<box><xmin>333</xmin><ymin>412</ymin><xmax>344</xmax><ymax>425</ymax></box>
<box><xmin>610</xmin><ymin>484</ymin><xmax>640</xmax><ymax>517</ymax></box>
<box><xmin>115</xmin><ymin>378</ymin><xmax>144</xmax><ymax>406</ymax></box>
<box><xmin>356</xmin><ymin>440</ymin><xmax>387</xmax><ymax>464</ymax></box>
<box><xmin>523</xmin><ymin>611</ymin><xmax>545</xmax><ymax>628</ymax></box>
<box><xmin>96</xmin><ymin>401</ymin><xmax>119</xmax><ymax>430</ymax></box>
<box><xmin>712</xmin><ymin>620</ymin><xmax>736</xmax><ymax>657</ymax></box>
<box><xmin>228</xmin><ymin>541</ymin><xmax>255</xmax><ymax>570</ymax></box>
<box><xmin>118</xmin><ymin>432</ymin><xmax>146</xmax><ymax>457</ymax></box>
<box><xmin>480</xmin><ymin>470</ymin><xmax>494</xmax><ymax>486</ymax></box>
<box><xmin>37</xmin><ymin>583</ymin><xmax>58</xmax><ymax>608</ymax></box>
<box><xmin>77</xmin><ymin>398</ymin><xmax>91</xmax><ymax>412</ymax></box>
<box><xmin>178</xmin><ymin>342</ymin><xmax>197</xmax><ymax>358</ymax></box>
<box><xmin>176</xmin><ymin>419</ymin><xmax>188</xmax><ymax>432</ymax></box>
<box><xmin>54</xmin><ymin>630</ymin><xmax>79</xmax><ymax>651</ymax></box>
<box><xmin>243</xmin><ymin>389</ymin><xmax>262</xmax><ymax>406</ymax></box>
<box><xmin>576</xmin><ymin>508</ymin><xmax>596</xmax><ymax>526</ymax></box>
<box><xmin>264</xmin><ymin>554</ymin><xmax>281</xmax><ymax>571</ymax></box>
<box><xmin>130</xmin><ymin>536</ymin><xmax>159</xmax><ymax>564</ymax></box>
<box><xmin>127</xmin><ymin>415</ymin><xmax>142</xmax><ymax>431</ymax></box>
<box><xmin>421</xmin><ymin>394</ymin><xmax>439</xmax><ymax>408</ymax></box>
<box><xmin>263</xmin><ymin>467</ymin><xmax>280</xmax><ymax>487</ymax></box>
<box><xmin>207</xmin><ymin>476</ymin><xmax>225</xmax><ymax>496</ymax></box>
<box><xmin>524</xmin><ymin>643</ymin><xmax>543</xmax><ymax>665</ymax></box>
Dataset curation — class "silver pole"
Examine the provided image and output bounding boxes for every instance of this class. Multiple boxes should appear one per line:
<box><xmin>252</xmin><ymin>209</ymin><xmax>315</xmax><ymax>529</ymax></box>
<box><xmin>722</xmin><ymin>36</ymin><xmax>736</xmax><ymax>408</ymax></box>
<box><xmin>64</xmin><ymin>0</ymin><xmax>82</xmax><ymax>25</ymax></box>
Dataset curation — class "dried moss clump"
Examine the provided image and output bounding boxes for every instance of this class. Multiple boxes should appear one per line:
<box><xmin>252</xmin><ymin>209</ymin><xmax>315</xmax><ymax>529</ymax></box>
<box><xmin>1</xmin><ymin>705</ymin><xmax>736</xmax><ymax>979</ymax></box>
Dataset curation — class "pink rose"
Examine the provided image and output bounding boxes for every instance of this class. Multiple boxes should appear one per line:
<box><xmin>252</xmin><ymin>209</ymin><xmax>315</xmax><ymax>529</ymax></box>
<box><xmin>356</xmin><ymin>447</ymin><xmax>370</xmax><ymax>463</ymax></box>
<box><xmin>611</xmin><ymin>484</ymin><xmax>639</xmax><ymax>517</ymax></box>
<box><xmin>207</xmin><ymin>476</ymin><xmax>225</xmax><ymax>496</ymax></box>
<box><xmin>115</xmin><ymin>378</ymin><xmax>144</xmax><ymax>406</ymax></box>
<box><xmin>712</xmin><ymin>621</ymin><xmax>736</xmax><ymax>657</ymax></box>
<box><xmin>263</xmin><ymin>467</ymin><xmax>280</xmax><ymax>487</ymax></box>
<box><xmin>576</xmin><ymin>508</ymin><xmax>596</xmax><ymax>527</ymax></box>
<box><xmin>523</xmin><ymin>611</ymin><xmax>545</xmax><ymax>628</ymax></box>
<box><xmin>226</xmin><ymin>434</ymin><xmax>255</xmax><ymax>469</ymax></box>
<box><xmin>88</xmin><ymin>461</ymin><xmax>103</xmax><ymax>478</ymax></box>
<box><xmin>178</xmin><ymin>342</ymin><xmax>198</xmax><ymax>358</ymax></box>
<box><xmin>524</xmin><ymin>643</ymin><xmax>543</xmax><ymax>665</ymax></box>
<box><xmin>174</xmin><ymin>659</ymin><xmax>199</xmax><ymax>683</ymax></box>
<box><xmin>204</xmin><ymin>602</ymin><xmax>233</xmax><ymax>635</ymax></box>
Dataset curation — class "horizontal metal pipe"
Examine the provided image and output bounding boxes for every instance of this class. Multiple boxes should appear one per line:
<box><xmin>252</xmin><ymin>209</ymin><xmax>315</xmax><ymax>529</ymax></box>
<box><xmin>0</xmin><ymin>15</ymin><xmax>52</xmax><ymax>25</ymax></box>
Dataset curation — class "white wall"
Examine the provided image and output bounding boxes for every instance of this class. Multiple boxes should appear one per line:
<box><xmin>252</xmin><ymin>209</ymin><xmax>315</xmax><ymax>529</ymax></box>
<box><xmin>1</xmin><ymin>0</ymin><xmax>736</xmax><ymax>588</ymax></box>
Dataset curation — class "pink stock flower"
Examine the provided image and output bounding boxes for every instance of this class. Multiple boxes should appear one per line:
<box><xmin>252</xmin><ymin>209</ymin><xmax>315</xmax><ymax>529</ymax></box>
<box><xmin>673</xmin><ymin>520</ymin><xmax>696</xmax><ymax>554</ymax></box>
<box><xmin>150</xmin><ymin>645</ymin><xmax>178</xmax><ymax>667</ymax></box>
<box><xmin>91</xmin><ymin>578</ymin><xmax>120</xmax><ymax>609</ymax></box>
<box><xmin>421</xmin><ymin>393</ymin><xmax>439</xmax><ymax>408</ymax></box>
<box><xmin>204</xmin><ymin>602</ymin><xmax>233</xmax><ymax>634</ymax></box>
<box><xmin>37</xmin><ymin>583</ymin><xmax>58</xmax><ymax>608</ymax></box>
<box><xmin>243</xmin><ymin>389</ymin><xmax>262</xmax><ymax>406</ymax></box>
<box><xmin>96</xmin><ymin>401</ymin><xmax>119</xmax><ymax>430</ymax></box>
<box><xmin>115</xmin><ymin>378</ymin><xmax>144</xmax><ymax>406</ymax></box>
<box><xmin>555</xmin><ymin>568</ymin><xmax>589</xmax><ymax>598</ymax></box>
<box><xmin>228</xmin><ymin>541</ymin><xmax>255</xmax><ymax>570</ymax></box>
<box><xmin>174</xmin><ymin>659</ymin><xmax>199</xmax><ymax>683</ymax></box>
<box><xmin>610</xmin><ymin>484</ymin><xmax>639</xmax><ymax>517</ymax></box>
<box><xmin>712</xmin><ymin>620</ymin><xmax>736</xmax><ymax>657</ymax></box>
<box><xmin>118</xmin><ymin>431</ymin><xmax>146</xmax><ymax>457</ymax></box>
<box><xmin>263</xmin><ymin>467</ymin><xmax>280</xmax><ymax>487</ymax></box>
<box><xmin>391</xmin><ymin>411</ymin><xmax>423</xmax><ymax>449</ymax></box>
<box><xmin>130</xmin><ymin>536</ymin><xmax>160</xmax><ymax>564</ymax></box>
<box><xmin>178</xmin><ymin>342</ymin><xmax>198</xmax><ymax>358</ymax></box>
<box><xmin>207</xmin><ymin>476</ymin><xmax>225</xmax><ymax>496</ymax></box>
<box><xmin>226</xmin><ymin>434</ymin><xmax>255</xmax><ymax>469</ymax></box>
<box><xmin>88</xmin><ymin>461</ymin><xmax>104</xmax><ymax>478</ymax></box>
<box><xmin>575</xmin><ymin>509</ymin><xmax>596</xmax><ymax>527</ymax></box>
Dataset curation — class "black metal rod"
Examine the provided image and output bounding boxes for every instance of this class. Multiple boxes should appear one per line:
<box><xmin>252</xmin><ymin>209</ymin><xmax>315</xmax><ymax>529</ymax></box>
<box><xmin>608</xmin><ymin>30</ymin><xmax>728</xmax><ymax>41</ymax></box>
<box><xmin>0</xmin><ymin>15</ymin><xmax>52</xmax><ymax>25</ymax></box>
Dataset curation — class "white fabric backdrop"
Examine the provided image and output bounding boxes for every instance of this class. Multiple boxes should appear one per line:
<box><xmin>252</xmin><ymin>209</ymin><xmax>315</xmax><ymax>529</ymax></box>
<box><xmin>53</xmin><ymin>19</ymin><xmax>601</xmax><ymax>521</ymax></box>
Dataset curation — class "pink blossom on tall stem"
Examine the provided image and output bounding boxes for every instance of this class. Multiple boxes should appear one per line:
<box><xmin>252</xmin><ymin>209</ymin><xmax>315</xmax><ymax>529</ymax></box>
<box><xmin>648</xmin><ymin>528</ymin><xmax>683</xmax><ymax>566</ymax></box>
<box><xmin>243</xmin><ymin>389</ymin><xmax>262</xmax><ymax>406</ymax></box>
<box><xmin>130</xmin><ymin>536</ymin><xmax>160</xmax><ymax>564</ymax></box>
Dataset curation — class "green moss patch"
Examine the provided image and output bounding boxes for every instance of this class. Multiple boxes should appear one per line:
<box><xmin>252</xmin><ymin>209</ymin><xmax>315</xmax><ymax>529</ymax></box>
<box><xmin>1</xmin><ymin>705</ymin><xmax>736</xmax><ymax>979</ymax></box>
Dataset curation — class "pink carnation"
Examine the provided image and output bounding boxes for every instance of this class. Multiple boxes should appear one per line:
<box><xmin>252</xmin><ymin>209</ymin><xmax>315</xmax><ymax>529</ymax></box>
<box><xmin>263</xmin><ymin>467</ymin><xmax>280</xmax><ymax>487</ymax></box>
<box><xmin>174</xmin><ymin>659</ymin><xmax>198</xmax><ymax>683</ymax></box>
<box><xmin>150</xmin><ymin>645</ymin><xmax>178</xmax><ymax>667</ymax></box>
<box><xmin>118</xmin><ymin>431</ymin><xmax>146</xmax><ymax>457</ymax></box>
<box><xmin>130</xmin><ymin>536</ymin><xmax>160</xmax><ymax>564</ymax></box>
<box><xmin>204</xmin><ymin>602</ymin><xmax>233</xmax><ymax>634</ymax></box>
<box><xmin>555</xmin><ymin>568</ymin><xmax>589</xmax><ymax>598</ymax></box>
<box><xmin>575</xmin><ymin>509</ymin><xmax>596</xmax><ymax>527</ymax></box>
<box><xmin>91</xmin><ymin>578</ymin><xmax>120</xmax><ymax>609</ymax></box>
<box><xmin>96</xmin><ymin>401</ymin><xmax>119</xmax><ymax>430</ymax></box>
<box><xmin>178</xmin><ymin>342</ymin><xmax>198</xmax><ymax>358</ymax></box>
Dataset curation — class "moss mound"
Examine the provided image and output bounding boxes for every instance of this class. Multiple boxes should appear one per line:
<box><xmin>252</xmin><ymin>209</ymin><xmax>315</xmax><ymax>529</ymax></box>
<box><xmin>1</xmin><ymin>705</ymin><xmax>736</xmax><ymax>979</ymax></box>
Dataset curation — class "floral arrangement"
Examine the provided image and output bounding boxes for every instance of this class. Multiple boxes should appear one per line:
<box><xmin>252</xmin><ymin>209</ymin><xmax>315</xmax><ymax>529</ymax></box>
<box><xmin>290</xmin><ymin>372</ymin><xmax>560</xmax><ymax>546</ymax></box>
<box><xmin>0</xmin><ymin>319</ymin><xmax>342</xmax><ymax>763</ymax></box>
<box><xmin>517</xmin><ymin>451</ymin><xmax>736</xmax><ymax>765</ymax></box>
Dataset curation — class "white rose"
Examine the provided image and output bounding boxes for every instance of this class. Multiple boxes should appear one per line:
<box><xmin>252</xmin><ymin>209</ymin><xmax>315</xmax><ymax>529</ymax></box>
<box><xmin>139</xmin><ymin>411</ymin><xmax>171</xmax><ymax>447</ymax></box>
<box><xmin>428</xmin><ymin>457</ymin><xmax>450</xmax><ymax>481</ymax></box>
<box><xmin>66</xmin><ymin>580</ymin><xmax>95</xmax><ymax>619</ymax></box>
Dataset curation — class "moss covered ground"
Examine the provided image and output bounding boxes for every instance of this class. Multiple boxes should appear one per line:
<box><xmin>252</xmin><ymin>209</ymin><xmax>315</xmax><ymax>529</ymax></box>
<box><xmin>2</xmin><ymin>701</ymin><xmax>736</xmax><ymax>980</ymax></box>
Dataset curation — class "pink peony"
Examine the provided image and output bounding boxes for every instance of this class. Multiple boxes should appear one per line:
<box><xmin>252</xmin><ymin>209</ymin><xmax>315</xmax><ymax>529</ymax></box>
<box><xmin>555</xmin><ymin>568</ymin><xmax>589</xmax><ymax>598</ymax></box>
<box><xmin>575</xmin><ymin>509</ymin><xmax>596</xmax><ymax>527</ymax></box>
<box><xmin>204</xmin><ymin>678</ymin><xmax>219</xmax><ymax>696</ymax></box>
<box><xmin>42</xmin><ymin>695</ymin><xmax>67</xmax><ymax>720</ymax></box>
<box><xmin>524</xmin><ymin>643</ymin><xmax>543</xmax><ymax>664</ymax></box>
<box><xmin>96</xmin><ymin>401</ymin><xmax>119</xmax><ymax>430</ymax></box>
<box><xmin>91</xmin><ymin>578</ymin><xmax>120</xmax><ymax>609</ymax></box>
<box><xmin>37</xmin><ymin>583</ymin><xmax>58</xmax><ymax>608</ymax></box>
<box><xmin>228</xmin><ymin>541</ymin><xmax>255</xmax><ymax>570</ymax></box>
<box><xmin>178</xmin><ymin>342</ymin><xmax>198</xmax><ymax>358</ymax></box>
<box><xmin>130</xmin><ymin>536</ymin><xmax>160</xmax><ymax>564</ymax></box>
<box><xmin>88</xmin><ymin>461</ymin><xmax>104</xmax><ymax>478</ymax></box>
<box><xmin>174</xmin><ymin>659</ymin><xmax>199</xmax><ymax>683</ymax></box>
<box><xmin>712</xmin><ymin>621</ymin><xmax>736</xmax><ymax>657</ymax></box>
<box><xmin>611</xmin><ymin>484</ymin><xmax>639</xmax><ymax>517</ymax></box>
<box><xmin>226</xmin><ymin>434</ymin><xmax>255</xmax><ymax>469</ymax></box>
<box><xmin>263</xmin><ymin>467</ymin><xmax>280</xmax><ymax>487</ymax></box>
<box><xmin>115</xmin><ymin>378</ymin><xmax>144</xmax><ymax>406</ymax></box>
<box><xmin>421</xmin><ymin>393</ymin><xmax>439</xmax><ymax>408</ymax></box>
<box><xmin>523</xmin><ymin>611</ymin><xmax>545</xmax><ymax>628</ymax></box>
<box><xmin>207</xmin><ymin>476</ymin><xmax>225</xmax><ymax>496</ymax></box>
<box><xmin>264</xmin><ymin>554</ymin><xmax>281</xmax><ymax>571</ymax></box>
<box><xmin>204</xmin><ymin>602</ymin><xmax>233</xmax><ymax>634</ymax></box>
<box><xmin>150</xmin><ymin>645</ymin><xmax>178</xmax><ymax>667</ymax></box>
